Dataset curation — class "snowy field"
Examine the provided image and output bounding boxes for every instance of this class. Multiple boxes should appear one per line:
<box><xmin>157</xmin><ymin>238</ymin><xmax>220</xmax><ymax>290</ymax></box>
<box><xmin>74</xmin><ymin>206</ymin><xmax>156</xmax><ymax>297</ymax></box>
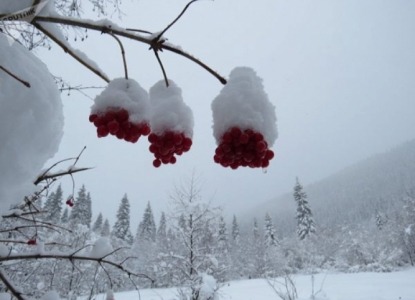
<box><xmin>103</xmin><ymin>268</ymin><xmax>415</xmax><ymax>300</ymax></box>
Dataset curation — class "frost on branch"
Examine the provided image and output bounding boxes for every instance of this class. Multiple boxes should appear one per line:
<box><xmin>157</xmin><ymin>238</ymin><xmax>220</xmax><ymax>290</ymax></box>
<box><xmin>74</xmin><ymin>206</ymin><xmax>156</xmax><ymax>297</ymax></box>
<box><xmin>211</xmin><ymin>67</ymin><xmax>277</xmax><ymax>169</ymax></box>
<box><xmin>88</xmin><ymin>237</ymin><xmax>113</xmax><ymax>258</ymax></box>
<box><xmin>148</xmin><ymin>80</ymin><xmax>194</xmax><ymax>167</ymax></box>
<box><xmin>0</xmin><ymin>33</ymin><xmax>63</xmax><ymax>212</ymax></box>
<box><xmin>89</xmin><ymin>78</ymin><xmax>151</xmax><ymax>143</ymax></box>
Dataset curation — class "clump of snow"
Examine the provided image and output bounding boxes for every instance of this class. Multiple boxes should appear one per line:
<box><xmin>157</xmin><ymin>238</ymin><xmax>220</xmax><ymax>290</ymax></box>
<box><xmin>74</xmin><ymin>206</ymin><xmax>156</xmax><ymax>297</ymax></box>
<box><xmin>0</xmin><ymin>293</ymin><xmax>11</xmax><ymax>300</ymax></box>
<box><xmin>0</xmin><ymin>0</ymin><xmax>55</xmax><ymax>17</ymax></box>
<box><xmin>0</xmin><ymin>244</ymin><xmax>10</xmax><ymax>257</ymax></box>
<box><xmin>149</xmin><ymin>79</ymin><xmax>194</xmax><ymax>137</ymax></box>
<box><xmin>89</xmin><ymin>237</ymin><xmax>113</xmax><ymax>258</ymax></box>
<box><xmin>211</xmin><ymin>67</ymin><xmax>277</xmax><ymax>145</ymax></box>
<box><xmin>198</xmin><ymin>273</ymin><xmax>218</xmax><ymax>300</ymax></box>
<box><xmin>91</xmin><ymin>78</ymin><xmax>151</xmax><ymax>124</ymax></box>
<box><xmin>0</xmin><ymin>33</ymin><xmax>63</xmax><ymax>214</ymax></box>
<box><xmin>41</xmin><ymin>291</ymin><xmax>60</xmax><ymax>300</ymax></box>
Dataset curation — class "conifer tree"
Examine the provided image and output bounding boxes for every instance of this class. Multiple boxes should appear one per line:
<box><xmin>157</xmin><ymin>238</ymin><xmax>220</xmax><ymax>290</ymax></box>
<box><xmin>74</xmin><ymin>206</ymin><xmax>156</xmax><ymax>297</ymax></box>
<box><xmin>232</xmin><ymin>215</ymin><xmax>240</xmax><ymax>243</ymax></box>
<box><xmin>293</xmin><ymin>177</ymin><xmax>316</xmax><ymax>240</ymax></box>
<box><xmin>70</xmin><ymin>185</ymin><xmax>92</xmax><ymax>228</ymax></box>
<box><xmin>157</xmin><ymin>212</ymin><xmax>167</xmax><ymax>243</ymax></box>
<box><xmin>101</xmin><ymin>218</ymin><xmax>111</xmax><ymax>237</ymax></box>
<box><xmin>93</xmin><ymin>212</ymin><xmax>103</xmax><ymax>233</ymax></box>
<box><xmin>136</xmin><ymin>201</ymin><xmax>157</xmax><ymax>243</ymax></box>
<box><xmin>252</xmin><ymin>218</ymin><xmax>260</xmax><ymax>242</ymax></box>
<box><xmin>218</xmin><ymin>216</ymin><xmax>229</xmax><ymax>250</ymax></box>
<box><xmin>264</xmin><ymin>212</ymin><xmax>278</xmax><ymax>247</ymax></box>
<box><xmin>61</xmin><ymin>207</ymin><xmax>69</xmax><ymax>223</ymax></box>
<box><xmin>112</xmin><ymin>194</ymin><xmax>133</xmax><ymax>244</ymax></box>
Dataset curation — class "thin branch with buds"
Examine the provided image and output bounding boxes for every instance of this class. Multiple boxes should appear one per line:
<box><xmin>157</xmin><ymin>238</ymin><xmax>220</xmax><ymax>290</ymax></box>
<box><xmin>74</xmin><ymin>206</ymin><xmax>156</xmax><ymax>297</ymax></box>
<box><xmin>0</xmin><ymin>66</ymin><xmax>31</xmax><ymax>88</ymax></box>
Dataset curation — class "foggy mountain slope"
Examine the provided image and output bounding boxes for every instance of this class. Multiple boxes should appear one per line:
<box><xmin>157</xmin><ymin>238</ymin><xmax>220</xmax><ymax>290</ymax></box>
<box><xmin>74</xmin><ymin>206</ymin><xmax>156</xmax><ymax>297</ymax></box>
<box><xmin>243</xmin><ymin>139</ymin><xmax>415</xmax><ymax>233</ymax></box>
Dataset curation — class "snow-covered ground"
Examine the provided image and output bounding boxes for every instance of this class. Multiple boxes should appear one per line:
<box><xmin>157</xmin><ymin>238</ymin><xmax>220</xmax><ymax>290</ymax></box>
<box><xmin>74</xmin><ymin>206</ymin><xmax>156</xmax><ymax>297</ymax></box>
<box><xmin>106</xmin><ymin>268</ymin><xmax>415</xmax><ymax>300</ymax></box>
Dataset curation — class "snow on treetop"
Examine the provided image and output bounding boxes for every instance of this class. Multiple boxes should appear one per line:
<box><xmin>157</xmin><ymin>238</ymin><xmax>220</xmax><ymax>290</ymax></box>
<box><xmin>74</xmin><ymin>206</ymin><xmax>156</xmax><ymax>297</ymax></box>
<box><xmin>91</xmin><ymin>78</ymin><xmax>151</xmax><ymax>124</ymax></box>
<box><xmin>149</xmin><ymin>79</ymin><xmax>194</xmax><ymax>137</ymax></box>
<box><xmin>0</xmin><ymin>33</ymin><xmax>63</xmax><ymax>214</ymax></box>
<box><xmin>211</xmin><ymin>67</ymin><xmax>278</xmax><ymax>146</ymax></box>
<box><xmin>88</xmin><ymin>237</ymin><xmax>113</xmax><ymax>258</ymax></box>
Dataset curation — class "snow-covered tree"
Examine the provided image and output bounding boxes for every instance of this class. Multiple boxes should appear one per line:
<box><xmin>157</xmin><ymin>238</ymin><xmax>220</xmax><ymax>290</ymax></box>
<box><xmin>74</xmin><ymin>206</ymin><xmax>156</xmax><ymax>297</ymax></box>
<box><xmin>93</xmin><ymin>212</ymin><xmax>104</xmax><ymax>233</ymax></box>
<box><xmin>112</xmin><ymin>194</ymin><xmax>133</xmax><ymax>244</ymax></box>
<box><xmin>136</xmin><ymin>201</ymin><xmax>157</xmax><ymax>243</ymax></box>
<box><xmin>231</xmin><ymin>215</ymin><xmax>240</xmax><ymax>243</ymax></box>
<box><xmin>264</xmin><ymin>212</ymin><xmax>278</xmax><ymax>247</ymax></box>
<box><xmin>217</xmin><ymin>216</ymin><xmax>229</xmax><ymax>250</ymax></box>
<box><xmin>61</xmin><ymin>207</ymin><xmax>69</xmax><ymax>223</ymax></box>
<box><xmin>293</xmin><ymin>177</ymin><xmax>316</xmax><ymax>240</ymax></box>
<box><xmin>157</xmin><ymin>211</ymin><xmax>167</xmax><ymax>244</ymax></box>
<box><xmin>101</xmin><ymin>218</ymin><xmax>111</xmax><ymax>237</ymax></box>
<box><xmin>70</xmin><ymin>185</ymin><xmax>92</xmax><ymax>228</ymax></box>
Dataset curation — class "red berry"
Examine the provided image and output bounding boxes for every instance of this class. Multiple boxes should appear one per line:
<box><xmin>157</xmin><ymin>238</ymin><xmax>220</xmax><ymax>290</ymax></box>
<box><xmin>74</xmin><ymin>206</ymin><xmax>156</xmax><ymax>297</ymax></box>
<box><xmin>116</xmin><ymin>130</ymin><xmax>126</xmax><ymax>139</ymax></box>
<box><xmin>121</xmin><ymin>121</ymin><xmax>130</xmax><ymax>130</ymax></box>
<box><xmin>215</xmin><ymin>147</ymin><xmax>225</xmax><ymax>157</ymax></box>
<box><xmin>173</xmin><ymin>133</ymin><xmax>183</xmax><ymax>145</ymax></box>
<box><xmin>107</xmin><ymin>120</ymin><xmax>120</xmax><ymax>134</ymax></box>
<box><xmin>255</xmin><ymin>141</ymin><xmax>266</xmax><ymax>153</ymax></box>
<box><xmin>148</xmin><ymin>133</ymin><xmax>158</xmax><ymax>143</ymax></box>
<box><xmin>149</xmin><ymin>144</ymin><xmax>158</xmax><ymax>153</ymax></box>
<box><xmin>141</xmin><ymin>124</ymin><xmax>151</xmax><ymax>136</ymax></box>
<box><xmin>170</xmin><ymin>156</ymin><xmax>177</xmax><ymax>164</ymax></box>
<box><xmin>89</xmin><ymin>114</ymin><xmax>98</xmax><ymax>123</ymax></box>
<box><xmin>130</xmin><ymin>125</ymin><xmax>141</xmax><ymax>137</ymax></box>
<box><xmin>93</xmin><ymin>116</ymin><xmax>104</xmax><ymax>128</ymax></box>
<box><xmin>254</xmin><ymin>132</ymin><xmax>264</xmax><ymax>141</ymax></box>
<box><xmin>245</xmin><ymin>129</ymin><xmax>254</xmax><ymax>137</ymax></box>
<box><xmin>265</xmin><ymin>150</ymin><xmax>274</xmax><ymax>160</ymax></box>
<box><xmin>213</xmin><ymin>155</ymin><xmax>221</xmax><ymax>163</ymax></box>
<box><xmin>153</xmin><ymin>159</ymin><xmax>161</xmax><ymax>168</ymax></box>
<box><xmin>97</xmin><ymin>125</ymin><xmax>109</xmax><ymax>137</ymax></box>
<box><xmin>262</xmin><ymin>159</ymin><xmax>270</xmax><ymax>168</ymax></box>
<box><xmin>222</xmin><ymin>132</ymin><xmax>232</xmax><ymax>143</ymax></box>
<box><xmin>239</xmin><ymin>133</ymin><xmax>249</xmax><ymax>144</ymax></box>
<box><xmin>130</xmin><ymin>136</ymin><xmax>139</xmax><ymax>143</ymax></box>
<box><xmin>183</xmin><ymin>137</ymin><xmax>192</xmax><ymax>148</ymax></box>
<box><xmin>116</xmin><ymin>109</ymin><xmax>129</xmax><ymax>122</ymax></box>
<box><xmin>104</xmin><ymin>111</ymin><xmax>116</xmax><ymax>123</ymax></box>
<box><xmin>231</xmin><ymin>127</ymin><xmax>242</xmax><ymax>137</ymax></box>
<box><xmin>27</xmin><ymin>239</ymin><xmax>36</xmax><ymax>245</ymax></box>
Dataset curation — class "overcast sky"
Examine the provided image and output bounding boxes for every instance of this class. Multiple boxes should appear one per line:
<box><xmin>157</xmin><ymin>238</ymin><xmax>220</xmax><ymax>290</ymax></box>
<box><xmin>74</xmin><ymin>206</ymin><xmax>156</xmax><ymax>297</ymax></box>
<box><xmin>37</xmin><ymin>0</ymin><xmax>415</xmax><ymax>230</ymax></box>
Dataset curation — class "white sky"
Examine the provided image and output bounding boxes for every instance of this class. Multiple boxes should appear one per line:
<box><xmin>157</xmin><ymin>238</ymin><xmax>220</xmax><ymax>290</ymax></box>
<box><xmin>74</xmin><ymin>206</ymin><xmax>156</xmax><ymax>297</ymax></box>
<box><xmin>36</xmin><ymin>0</ymin><xmax>415</xmax><ymax>231</ymax></box>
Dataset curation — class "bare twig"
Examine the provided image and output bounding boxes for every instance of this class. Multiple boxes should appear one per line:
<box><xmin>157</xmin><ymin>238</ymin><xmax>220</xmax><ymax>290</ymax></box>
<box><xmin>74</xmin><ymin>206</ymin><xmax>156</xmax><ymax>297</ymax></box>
<box><xmin>34</xmin><ymin>167</ymin><xmax>91</xmax><ymax>186</ymax></box>
<box><xmin>0</xmin><ymin>66</ymin><xmax>31</xmax><ymax>88</ymax></box>
<box><xmin>0</xmin><ymin>269</ymin><xmax>26</xmax><ymax>300</ymax></box>
<box><xmin>153</xmin><ymin>48</ymin><xmax>169</xmax><ymax>87</ymax></box>
<box><xmin>106</xmin><ymin>32</ymin><xmax>128</xmax><ymax>80</ymax></box>
<box><xmin>0</xmin><ymin>14</ymin><xmax>227</xmax><ymax>84</ymax></box>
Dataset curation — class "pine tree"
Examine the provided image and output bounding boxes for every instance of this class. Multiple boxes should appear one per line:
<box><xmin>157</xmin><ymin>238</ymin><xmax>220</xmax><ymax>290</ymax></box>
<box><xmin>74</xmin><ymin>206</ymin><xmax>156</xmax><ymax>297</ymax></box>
<box><xmin>101</xmin><ymin>218</ymin><xmax>110</xmax><ymax>237</ymax></box>
<box><xmin>218</xmin><ymin>216</ymin><xmax>229</xmax><ymax>250</ymax></box>
<box><xmin>136</xmin><ymin>201</ymin><xmax>157</xmax><ymax>243</ymax></box>
<box><xmin>293</xmin><ymin>177</ymin><xmax>316</xmax><ymax>240</ymax></box>
<box><xmin>44</xmin><ymin>185</ymin><xmax>64</xmax><ymax>223</ymax></box>
<box><xmin>61</xmin><ymin>207</ymin><xmax>69</xmax><ymax>223</ymax></box>
<box><xmin>93</xmin><ymin>212</ymin><xmax>103</xmax><ymax>233</ymax></box>
<box><xmin>43</xmin><ymin>191</ymin><xmax>55</xmax><ymax>220</ymax></box>
<box><xmin>252</xmin><ymin>218</ymin><xmax>260</xmax><ymax>242</ymax></box>
<box><xmin>112</xmin><ymin>194</ymin><xmax>133</xmax><ymax>244</ymax></box>
<box><xmin>70</xmin><ymin>185</ymin><xmax>92</xmax><ymax>228</ymax></box>
<box><xmin>231</xmin><ymin>215</ymin><xmax>240</xmax><ymax>243</ymax></box>
<box><xmin>157</xmin><ymin>212</ymin><xmax>167</xmax><ymax>242</ymax></box>
<box><xmin>264</xmin><ymin>212</ymin><xmax>278</xmax><ymax>247</ymax></box>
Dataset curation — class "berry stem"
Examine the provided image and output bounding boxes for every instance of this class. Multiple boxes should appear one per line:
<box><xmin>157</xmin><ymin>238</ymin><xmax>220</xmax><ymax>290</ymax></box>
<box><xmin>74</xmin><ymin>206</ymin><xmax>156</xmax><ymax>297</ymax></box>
<box><xmin>107</xmin><ymin>32</ymin><xmax>129</xmax><ymax>80</ymax></box>
<box><xmin>0</xmin><ymin>66</ymin><xmax>31</xmax><ymax>88</ymax></box>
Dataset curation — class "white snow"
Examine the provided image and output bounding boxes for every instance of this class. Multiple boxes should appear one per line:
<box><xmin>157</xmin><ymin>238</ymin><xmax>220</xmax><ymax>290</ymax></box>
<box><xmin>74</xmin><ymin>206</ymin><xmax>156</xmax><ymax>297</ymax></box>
<box><xmin>199</xmin><ymin>273</ymin><xmax>218</xmax><ymax>300</ymax></box>
<box><xmin>91</xmin><ymin>78</ymin><xmax>151</xmax><ymax>124</ymax></box>
<box><xmin>149</xmin><ymin>79</ymin><xmax>194</xmax><ymax>137</ymax></box>
<box><xmin>0</xmin><ymin>244</ymin><xmax>10</xmax><ymax>257</ymax></box>
<box><xmin>41</xmin><ymin>290</ymin><xmax>60</xmax><ymax>300</ymax></box>
<box><xmin>0</xmin><ymin>293</ymin><xmax>11</xmax><ymax>300</ymax></box>
<box><xmin>211</xmin><ymin>67</ymin><xmax>277</xmax><ymax>145</ymax></box>
<box><xmin>88</xmin><ymin>237</ymin><xmax>113</xmax><ymax>258</ymax></box>
<box><xmin>106</xmin><ymin>290</ymin><xmax>115</xmax><ymax>300</ymax></box>
<box><xmin>0</xmin><ymin>0</ymin><xmax>55</xmax><ymax>17</ymax></box>
<box><xmin>0</xmin><ymin>33</ymin><xmax>63</xmax><ymax>214</ymax></box>
<box><xmin>109</xmin><ymin>268</ymin><xmax>415</xmax><ymax>300</ymax></box>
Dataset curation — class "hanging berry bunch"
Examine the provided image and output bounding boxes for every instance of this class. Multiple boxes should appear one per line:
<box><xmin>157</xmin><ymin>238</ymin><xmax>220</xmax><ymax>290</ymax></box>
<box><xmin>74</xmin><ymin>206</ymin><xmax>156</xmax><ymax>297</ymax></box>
<box><xmin>148</xmin><ymin>80</ymin><xmax>194</xmax><ymax>168</ymax></box>
<box><xmin>89</xmin><ymin>78</ymin><xmax>151</xmax><ymax>143</ymax></box>
<box><xmin>211</xmin><ymin>67</ymin><xmax>278</xmax><ymax>169</ymax></box>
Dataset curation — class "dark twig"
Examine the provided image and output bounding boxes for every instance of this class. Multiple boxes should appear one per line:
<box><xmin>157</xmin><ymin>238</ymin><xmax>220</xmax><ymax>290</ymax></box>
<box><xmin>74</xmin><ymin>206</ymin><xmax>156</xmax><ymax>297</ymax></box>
<box><xmin>153</xmin><ymin>48</ymin><xmax>169</xmax><ymax>87</ymax></box>
<box><xmin>106</xmin><ymin>32</ymin><xmax>129</xmax><ymax>80</ymax></box>
<box><xmin>0</xmin><ymin>269</ymin><xmax>26</xmax><ymax>300</ymax></box>
<box><xmin>126</xmin><ymin>28</ymin><xmax>152</xmax><ymax>35</ymax></box>
<box><xmin>0</xmin><ymin>66</ymin><xmax>31</xmax><ymax>88</ymax></box>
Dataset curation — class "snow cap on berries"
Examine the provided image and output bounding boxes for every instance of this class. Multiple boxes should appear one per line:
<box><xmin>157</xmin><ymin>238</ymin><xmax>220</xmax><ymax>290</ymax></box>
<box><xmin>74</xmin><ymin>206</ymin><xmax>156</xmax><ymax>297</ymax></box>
<box><xmin>106</xmin><ymin>289</ymin><xmax>114</xmax><ymax>300</ymax></box>
<box><xmin>149</xmin><ymin>79</ymin><xmax>194</xmax><ymax>137</ymax></box>
<box><xmin>91</xmin><ymin>78</ymin><xmax>151</xmax><ymax>124</ymax></box>
<box><xmin>211</xmin><ymin>67</ymin><xmax>278</xmax><ymax>146</ymax></box>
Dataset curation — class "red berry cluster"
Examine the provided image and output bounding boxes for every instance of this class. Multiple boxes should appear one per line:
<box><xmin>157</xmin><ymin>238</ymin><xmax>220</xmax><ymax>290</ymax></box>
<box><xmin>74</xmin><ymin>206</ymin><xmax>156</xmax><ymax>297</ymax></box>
<box><xmin>89</xmin><ymin>109</ymin><xmax>150</xmax><ymax>143</ymax></box>
<box><xmin>66</xmin><ymin>197</ymin><xmax>74</xmax><ymax>207</ymax></box>
<box><xmin>27</xmin><ymin>239</ymin><xmax>37</xmax><ymax>245</ymax></box>
<box><xmin>148</xmin><ymin>131</ymin><xmax>193</xmax><ymax>167</ymax></box>
<box><xmin>214</xmin><ymin>127</ymin><xmax>274</xmax><ymax>169</ymax></box>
